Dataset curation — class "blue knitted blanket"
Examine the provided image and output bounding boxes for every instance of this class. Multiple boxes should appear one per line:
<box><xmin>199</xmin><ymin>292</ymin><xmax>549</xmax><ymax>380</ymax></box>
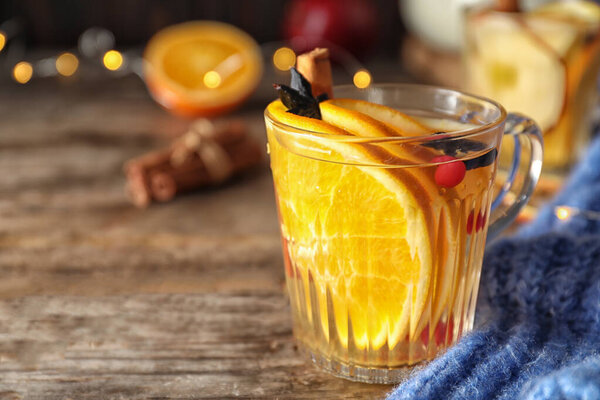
<box><xmin>387</xmin><ymin>136</ymin><xmax>600</xmax><ymax>400</ymax></box>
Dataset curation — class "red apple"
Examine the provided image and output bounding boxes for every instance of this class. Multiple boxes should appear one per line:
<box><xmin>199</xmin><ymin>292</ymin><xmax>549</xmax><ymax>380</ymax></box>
<box><xmin>283</xmin><ymin>0</ymin><xmax>377</xmax><ymax>59</ymax></box>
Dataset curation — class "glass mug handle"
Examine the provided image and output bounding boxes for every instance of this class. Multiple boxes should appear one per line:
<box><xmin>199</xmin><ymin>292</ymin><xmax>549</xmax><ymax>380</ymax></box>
<box><xmin>487</xmin><ymin>113</ymin><xmax>544</xmax><ymax>240</ymax></box>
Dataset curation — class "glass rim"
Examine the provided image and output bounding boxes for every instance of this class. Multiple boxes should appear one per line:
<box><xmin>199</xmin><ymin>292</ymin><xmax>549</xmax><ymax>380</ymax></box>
<box><xmin>264</xmin><ymin>82</ymin><xmax>507</xmax><ymax>144</ymax></box>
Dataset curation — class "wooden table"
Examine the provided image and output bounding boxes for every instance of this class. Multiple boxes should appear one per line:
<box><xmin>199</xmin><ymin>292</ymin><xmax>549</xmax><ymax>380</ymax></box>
<box><xmin>0</xmin><ymin>67</ymin><xmax>398</xmax><ymax>398</ymax></box>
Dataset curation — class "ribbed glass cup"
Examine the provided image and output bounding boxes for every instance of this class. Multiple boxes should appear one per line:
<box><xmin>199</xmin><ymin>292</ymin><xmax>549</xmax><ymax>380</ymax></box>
<box><xmin>265</xmin><ymin>84</ymin><xmax>542</xmax><ymax>383</ymax></box>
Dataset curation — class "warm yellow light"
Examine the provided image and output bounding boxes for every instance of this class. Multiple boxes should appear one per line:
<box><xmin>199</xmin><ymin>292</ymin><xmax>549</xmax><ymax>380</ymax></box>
<box><xmin>273</xmin><ymin>47</ymin><xmax>296</xmax><ymax>71</ymax></box>
<box><xmin>56</xmin><ymin>52</ymin><xmax>79</xmax><ymax>76</ymax></box>
<box><xmin>556</xmin><ymin>206</ymin><xmax>570</xmax><ymax>221</ymax></box>
<box><xmin>0</xmin><ymin>31</ymin><xmax>6</xmax><ymax>53</ymax></box>
<box><xmin>203</xmin><ymin>70</ymin><xmax>222</xmax><ymax>89</ymax></box>
<box><xmin>13</xmin><ymin>61</ymin><xmax>33</xmax><ymax>84</ymax></box>
<box><xmin>353</xmin><ymin>69</ymin><xmax>372</xmax><ymax>89</ymax></box>
<box><xmin>103</xmin><ymin>50</ymin><xmax>123</xmax><ymax>71</ymax></box>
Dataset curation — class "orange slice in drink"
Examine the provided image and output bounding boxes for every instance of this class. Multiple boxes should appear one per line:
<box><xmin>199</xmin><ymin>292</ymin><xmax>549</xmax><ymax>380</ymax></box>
<box><xmin>144</xmin><ymin>21</ymin><xmax>263</xmax><ymax>117</ymax></box>
<box><xmin>319</xmin><ymin>99</ymin><xmax>461</xmax><ymax>339</ymax></box>
<box><xmin>324</xmin><ymin>98</ymin><xmax>434</xmax><ymax>136</ymax></box>
<box><xmin>319</xmin><ymin>99</ymin><xmax>439</xmax><ymax>166</ymax></box>
<box><xmin>413</xmin><ymin>116</ymin><xmax>478</xmax><ymax>132</ymax></box>
<box><xmin>266</xmin><ymin>100</ymin><xmax>449</xmax><ymax>349</ymax></box>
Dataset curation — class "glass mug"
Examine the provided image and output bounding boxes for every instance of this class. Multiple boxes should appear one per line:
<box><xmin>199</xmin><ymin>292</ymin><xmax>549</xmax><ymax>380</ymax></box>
<box><xmin>264</xmin><ymin>84</ymin><xmax>543</xmax><ymax>383</ymax></box>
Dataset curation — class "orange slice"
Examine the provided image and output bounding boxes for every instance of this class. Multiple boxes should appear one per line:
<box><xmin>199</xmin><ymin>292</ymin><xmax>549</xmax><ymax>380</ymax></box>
<box><xmin>266</xmin><ymin>100</ymin><xmax>444</xmax><ymax>349</ymax></box>
<box><xmin>319</xmin><ymin>100</ymin><xmax>437</xmax><ymax>166</ymax></box>
<box><xmin>325</xmin><ymin>98</ymin><xmax>434</xmax><ymax>136</ymax></box>
<box><xmin>320</xmin><ymin>100</ymin><xmax>399</xmax><ymax>137</ymax></box>
<box><xmin>144</xmin><ymin>21</ymin><xmax>263</xmax><ymax>117</ymax></box>
<box><xmin>414</xmin><ymin>116</ymin><xmax>478</xmax><ymax>132</ymax></box>
<box><xmin>318</xmin><ymin>100</ymin><xmax>461</xmax><ymax>338</ymax></box>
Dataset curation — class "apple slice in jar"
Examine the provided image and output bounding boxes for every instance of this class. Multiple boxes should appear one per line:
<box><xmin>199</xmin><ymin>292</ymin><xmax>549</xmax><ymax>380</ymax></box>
<box><xmin>466</xmin><ymin>11</ymin><xmax>572</xmax><ymax>133</ymax></box>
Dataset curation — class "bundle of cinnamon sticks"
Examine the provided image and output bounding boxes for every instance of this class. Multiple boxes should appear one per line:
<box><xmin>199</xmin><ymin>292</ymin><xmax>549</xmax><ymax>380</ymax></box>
<box><xmin>124</xmin><ymin>119</ymin><xmax>262</xmax><ymax>207</ymax></box>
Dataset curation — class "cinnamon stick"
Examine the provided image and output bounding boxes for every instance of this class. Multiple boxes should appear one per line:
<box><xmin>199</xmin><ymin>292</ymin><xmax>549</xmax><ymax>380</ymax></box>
<box><xmin>124</xmin><ymin>119</ymin><xmax>262</xmax><ymax>207</ymax></box>
<box><xmin>149</xmin><ymin>135</ymin><xmax>262</xmax><ymax>201</ymax></box>
<box><xmin>126</xmin><ymin>173</ymin><xmax>152</xmax><ymax>208</ymax></box>
<box><xmin>296</xmin><ymin>48</ymin><xmax>334</xmax><ymax>99</ymax></box>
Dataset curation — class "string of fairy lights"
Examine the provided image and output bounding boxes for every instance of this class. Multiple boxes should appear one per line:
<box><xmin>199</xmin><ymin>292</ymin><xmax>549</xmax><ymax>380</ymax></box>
<box><xmin>271</xmin><ymin>45</ymin><xmax>372</xmax><ymax>88</ymax></box>
<box><xmin>2</xmin><ymin>26</ymin><xmax>129</xmax><ymax>84</ymax></box>
<box><xmin>4</xmin><ymin>24</ymin><xmax>600</xmax><ymax>222</ymax></box>
<box><xmin>12</xmin><ymin>50</ymin><xmax>126</xmax><ymax>83</ymax></box>
<box><xmin>1</xmin><ymin>23</ymin><xmax>373</xmax><ymax>90</ymax></box>
<box><xmin>554</xmin><ymin>205</ymin><xmax>600</xmax><ymax>222</ymax></box>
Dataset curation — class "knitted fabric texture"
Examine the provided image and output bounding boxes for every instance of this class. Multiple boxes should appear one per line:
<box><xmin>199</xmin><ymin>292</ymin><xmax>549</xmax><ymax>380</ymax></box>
<box><xmin>387</xmin><ymin>136</ymin><xmax>600</xmax><ymax>400</ymax></box>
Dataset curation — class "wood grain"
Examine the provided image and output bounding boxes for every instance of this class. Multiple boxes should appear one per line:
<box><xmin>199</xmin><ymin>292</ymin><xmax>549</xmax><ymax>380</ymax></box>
<box><xmin>0</xmin><ymin>72</ymin><xmax>393</xmax><ymax>398</ymax></box>
<box><xmin>0</xmin><ymin>294</ymin><xmax>389</xmax><ymax>399</ymax></box>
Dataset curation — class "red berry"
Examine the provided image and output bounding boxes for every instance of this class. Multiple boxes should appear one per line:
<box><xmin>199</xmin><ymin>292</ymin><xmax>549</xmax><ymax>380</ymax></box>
<box><xmin>476</xmin><ymin>210</ymin><xmax>488</xmax><ymax>232</ymax></box>
<box><xmin>433</xmin><ymin>155</ymin><xmax>466</xmax><ymax>188</ymax></box>
<box><xmin>435</xmin><ymin>319</ymin><xmax>454</xmax><ymax>346</ymax></box>
<box><xmin>420</xmin><ymin>323</ymin><xmax>430</xmax><ymax>347</ymax></box>
<box><xmin>466</xmin><ymin>211</ymin><xmax>475</xmax><ymax>234</ymax></box>
<box><xmin>476</xmin><ymin>212</ymin><xmax>484</xmax><ymax>232</ymax></box>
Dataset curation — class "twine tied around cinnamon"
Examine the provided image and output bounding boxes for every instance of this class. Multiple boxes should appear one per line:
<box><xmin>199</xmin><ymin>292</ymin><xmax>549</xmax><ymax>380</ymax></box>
<box><xmin>124</xmin><ymin>118</ymin><xmax>262</xmax><ymax>208</ymax></box>
<box><xmin>170</xmin><ymin>119</ymin><xmax>235</xmax><ymax>183</ymax></box>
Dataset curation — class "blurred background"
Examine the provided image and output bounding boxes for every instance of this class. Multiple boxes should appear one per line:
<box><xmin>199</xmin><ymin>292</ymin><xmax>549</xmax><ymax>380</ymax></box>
<box><xmin>2</xmin><ymin>0</ymin><xmax>600</xmax><ymax>210</ymax></box>
<box><xmin>0</xmin><ymin>0</ymin><xmax>404</xmax><ymax>57</ymax></box>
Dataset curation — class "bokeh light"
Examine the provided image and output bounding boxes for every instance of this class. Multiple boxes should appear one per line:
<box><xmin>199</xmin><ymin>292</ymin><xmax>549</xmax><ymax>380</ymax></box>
<box><xmin>273</xmin><ymin>47</ymin><xmax>296</xmax><ymax>71</ymax></box>
<box><xmin>556</xmin><ymin>206</ymin><xmax>571</xmax><ymax>220</ymax></box>
<box><xmin>203</xmin><ymin>70</ymin><xmax>222</xmax><ymax>89</ymax></box>
<box><xmin>56</xmin><ymin>52</ymin><xmax>79</xmax><ymax>76</ymax></box>
<box><xmin>103</xmin><ymin>50</ymin><xmax>123</xmax><ymax>71</ymax></box>
<box><xmin>0</xmin><ymin>31</ymin><xmax>6</xmax><ymax>53</ymax></box>
<box><xmin>13</xmin><ymin>62</ymin><xmax>33</xmax><ymax>84</ymax></box>
<box><xmin>353</xmin><ymin>69</ymin><xmax>372</xmax><ymax>89</ymax></box>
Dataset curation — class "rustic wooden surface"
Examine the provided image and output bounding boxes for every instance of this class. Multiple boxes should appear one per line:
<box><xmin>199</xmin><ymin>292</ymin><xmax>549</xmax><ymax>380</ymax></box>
<box><xmin>0</xmin><ymin>66</ymin><xmax>404</xmax><ymax>398</ymax></box>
